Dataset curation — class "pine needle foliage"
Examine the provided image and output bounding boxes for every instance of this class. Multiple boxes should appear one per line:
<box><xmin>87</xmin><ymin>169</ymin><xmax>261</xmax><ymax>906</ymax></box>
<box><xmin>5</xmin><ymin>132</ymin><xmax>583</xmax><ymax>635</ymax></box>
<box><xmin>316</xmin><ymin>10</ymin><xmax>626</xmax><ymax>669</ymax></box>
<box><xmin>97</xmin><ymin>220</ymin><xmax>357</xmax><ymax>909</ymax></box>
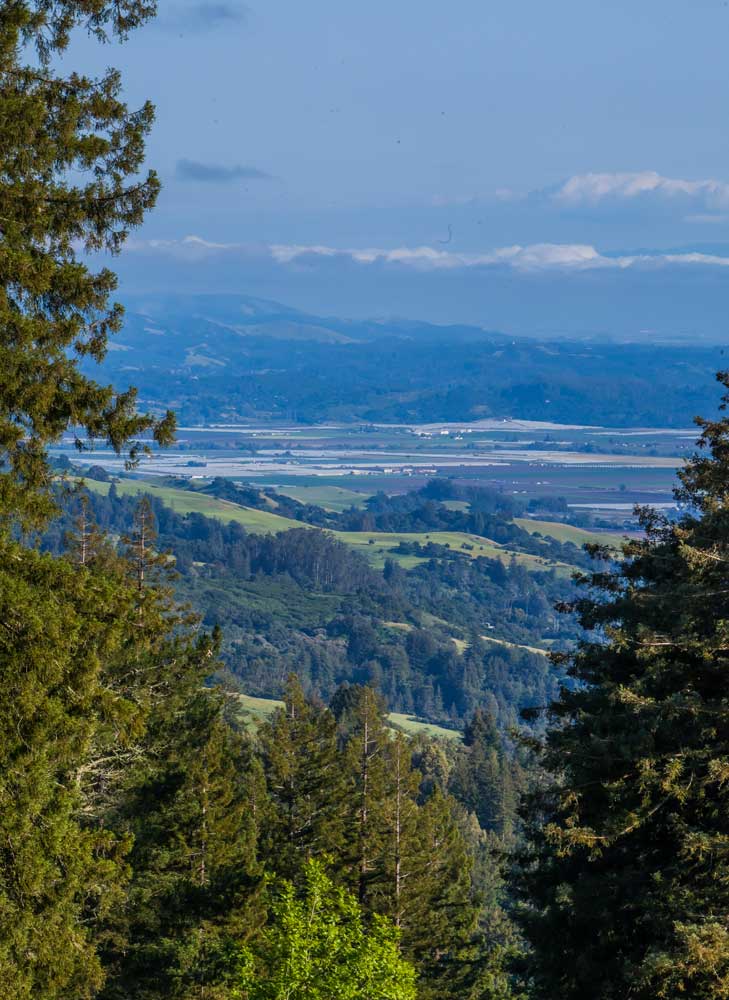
<box><xmin>0</xmin><ymin>0</ymin><xmax>173</xmax><ymax>528</ymax></box>
<box><xmin>0</xmin><ymin>536</ymin><xmax>144</xmax><ymax>998</ymax></box>
<box><xmin>516</xmin><ymin>371</ymin><xmax>729</xmax><ymax>999</ymax></box>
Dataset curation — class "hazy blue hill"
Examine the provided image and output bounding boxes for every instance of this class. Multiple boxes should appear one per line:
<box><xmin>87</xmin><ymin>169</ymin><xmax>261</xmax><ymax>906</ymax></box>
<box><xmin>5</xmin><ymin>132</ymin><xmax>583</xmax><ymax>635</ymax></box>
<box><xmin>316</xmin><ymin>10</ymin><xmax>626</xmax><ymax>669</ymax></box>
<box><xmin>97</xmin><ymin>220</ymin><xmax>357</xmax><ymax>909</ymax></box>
<box><xmin>94</xmin><ymin>294</ymin><xmax>725</xmax><ymax>427</ymax></box>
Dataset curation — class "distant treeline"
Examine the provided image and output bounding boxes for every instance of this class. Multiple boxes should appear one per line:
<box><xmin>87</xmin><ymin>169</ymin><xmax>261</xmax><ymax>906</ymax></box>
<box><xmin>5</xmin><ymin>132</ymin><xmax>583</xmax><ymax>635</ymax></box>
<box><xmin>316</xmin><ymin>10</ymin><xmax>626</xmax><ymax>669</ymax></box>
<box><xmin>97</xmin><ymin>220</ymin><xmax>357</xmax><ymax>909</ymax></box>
<box><xmin>88</xmin><ymin>304</ymin><xmax>724</xmax><ymax>426</ymax></box>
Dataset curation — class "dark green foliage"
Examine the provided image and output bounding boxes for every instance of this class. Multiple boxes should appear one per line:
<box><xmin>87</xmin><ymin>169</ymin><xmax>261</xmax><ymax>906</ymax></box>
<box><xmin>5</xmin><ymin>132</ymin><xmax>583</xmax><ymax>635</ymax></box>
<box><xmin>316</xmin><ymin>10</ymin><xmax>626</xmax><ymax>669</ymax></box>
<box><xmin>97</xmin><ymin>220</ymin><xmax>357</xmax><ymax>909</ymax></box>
<box><xmin>258</xmin><ymin>676</ymin><xmax>347</xmax><ymax>880</ymax></box>
<box><xmin>92</xmin><ymin>502</ymin><xmax>262</xmax><ymax>1000</ymax></box>
<box><xmin>450</xmin><ymin>710</ymin><xmax>520</xmax><ymax>839</ymax></box>
<box><xmin>340</xmin><ymin>686</ymin><xmax>392</xmax><ymax>907</ymax></box>
<box><xmin>336</xmin><ymin>687</ymin><xmax>482</xmax><ymax>999</ymax></box>
<box><xmin>0</xmin><ymin>0</ymin><xmax>173</xmax><ymax>527</ymax></box>
<box><xmin>0</xmin><ymin>539</ymin><xmax>140</xmax><ymax>998</ymax></box>
<box><xmin>88</xmin><ymin>293</ymin><xmax>724</xmax><ymax>429</ymax></box>
<box><xmin>44</xmin><ymin>486</ymin><xmax>576</xmax><ymax>727</ymax></box>
<box><xmin>516</xmin><ymin>372</ymin><xmax>729</xmax><ymax>998</ymax></box>
<box><xmin>99</xmin><ymin>685</ymin><xmax>262</xmax><ymax>1000</ymax></box>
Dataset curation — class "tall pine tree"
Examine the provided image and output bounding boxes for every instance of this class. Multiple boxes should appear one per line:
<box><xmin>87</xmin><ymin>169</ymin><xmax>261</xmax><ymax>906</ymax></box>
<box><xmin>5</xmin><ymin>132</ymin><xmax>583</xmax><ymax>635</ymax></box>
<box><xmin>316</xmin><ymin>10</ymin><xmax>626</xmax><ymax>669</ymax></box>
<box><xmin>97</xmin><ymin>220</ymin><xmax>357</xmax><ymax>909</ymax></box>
<box><xmin>0</xmin><ymin>1</ymin><xmax>173</xmax><ymax>528</ymax></box>
<box><xmin>338</xmin><ymin>687</ymin><xmax>481</xmax><ymax>999</ymax></box>
<box><xmin>97</xmin><ymin>501</ymin><xmax>263</xmax><ymax>1000</ymax></box>
<box><xmin>0</xmin><ymin>536</ymin><xmax>143</xmax><ymax>998</ymax></box>
<box><xmin>517</xmin><ymin>370</ymin><xmax>729</xmax><ymax>999</ymax></box>
<box><xmin>258</xmin><ymin>675</ymin><xmax>347</xmax><ymax>881</ymax></box>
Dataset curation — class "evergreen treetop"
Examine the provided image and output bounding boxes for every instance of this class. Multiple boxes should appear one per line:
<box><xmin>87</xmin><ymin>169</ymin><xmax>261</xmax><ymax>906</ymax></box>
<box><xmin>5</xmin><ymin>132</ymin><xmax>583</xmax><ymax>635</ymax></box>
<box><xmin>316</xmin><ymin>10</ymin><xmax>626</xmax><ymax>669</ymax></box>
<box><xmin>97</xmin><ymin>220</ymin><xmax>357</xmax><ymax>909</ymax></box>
<box><xmin>517</xmin><ymin>371</ymin><xmax>729</xmax><ymax>999</ymax></box>
<box><xmin>0</xmin><ymin>0</ymin><xmax>173</xmax><ymax>527</ymax></box>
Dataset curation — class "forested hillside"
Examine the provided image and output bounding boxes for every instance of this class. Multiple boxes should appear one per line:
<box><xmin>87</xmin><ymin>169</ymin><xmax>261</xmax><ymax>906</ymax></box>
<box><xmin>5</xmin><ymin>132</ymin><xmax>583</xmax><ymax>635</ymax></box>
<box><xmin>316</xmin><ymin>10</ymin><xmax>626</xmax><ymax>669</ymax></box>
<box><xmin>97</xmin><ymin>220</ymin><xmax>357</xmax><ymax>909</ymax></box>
<box><xmin>88</xmin><ymin>294</ymin><xmax>723</xmax><ymax>426</ymax></box>
<box><xmin>43</xmin><ymin>480</ymin><xmax>582</xmax><ymax>727</ymax></box>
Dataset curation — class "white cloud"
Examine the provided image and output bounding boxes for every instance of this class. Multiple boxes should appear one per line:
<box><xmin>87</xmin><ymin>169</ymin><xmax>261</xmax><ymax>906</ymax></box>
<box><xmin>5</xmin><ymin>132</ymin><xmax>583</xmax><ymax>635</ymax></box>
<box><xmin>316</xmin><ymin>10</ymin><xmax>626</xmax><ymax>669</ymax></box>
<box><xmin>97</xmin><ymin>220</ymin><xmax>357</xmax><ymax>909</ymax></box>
<box><xmin>269</xmin><ymin>241</ymin><xmax>615</xmax><ymax>271</ymax></box>
<box><xmin>552</xmin><ymin>170</ymin><xmax>729</xmax><ymax>209</ymax></box>
<box><xmin>126</xmin><ymin>236</ymin><xmax>729</xmax><ymax>273</ymax></box>
<box><xmin>487</xmin><ymin>243</ymin><xmax>610</xmax><ymax>269</ymax></box>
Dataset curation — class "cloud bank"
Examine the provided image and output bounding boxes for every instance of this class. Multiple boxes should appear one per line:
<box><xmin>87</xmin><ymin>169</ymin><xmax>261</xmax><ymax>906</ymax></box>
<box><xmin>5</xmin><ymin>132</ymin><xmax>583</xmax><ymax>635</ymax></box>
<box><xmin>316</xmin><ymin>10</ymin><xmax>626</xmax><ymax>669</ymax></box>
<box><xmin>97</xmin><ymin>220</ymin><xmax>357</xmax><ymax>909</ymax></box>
<box><xmin>115</xmin><ymin>235</ymin><xmax>729</xmax><ymax>341</ymax></box>
<box><xmin>550</xmin><ymin>171</ymin><xmax>729</xmax><ymax>209</ymax></box>
<box><xmin>130</xmin><ymin>235</ymin><xmax>729</xmax><ymax>274</ymax></box>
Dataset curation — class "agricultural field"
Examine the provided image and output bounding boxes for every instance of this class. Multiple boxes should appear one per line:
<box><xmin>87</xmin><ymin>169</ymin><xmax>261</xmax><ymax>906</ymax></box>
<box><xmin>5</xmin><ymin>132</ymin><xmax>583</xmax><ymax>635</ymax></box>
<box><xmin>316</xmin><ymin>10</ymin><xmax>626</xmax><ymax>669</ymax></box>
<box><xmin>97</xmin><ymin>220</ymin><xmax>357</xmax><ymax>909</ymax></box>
<box><xmin>55</xmin><ymin>417</ymin><xmax>686</xmax><ymax>523</ymax></box>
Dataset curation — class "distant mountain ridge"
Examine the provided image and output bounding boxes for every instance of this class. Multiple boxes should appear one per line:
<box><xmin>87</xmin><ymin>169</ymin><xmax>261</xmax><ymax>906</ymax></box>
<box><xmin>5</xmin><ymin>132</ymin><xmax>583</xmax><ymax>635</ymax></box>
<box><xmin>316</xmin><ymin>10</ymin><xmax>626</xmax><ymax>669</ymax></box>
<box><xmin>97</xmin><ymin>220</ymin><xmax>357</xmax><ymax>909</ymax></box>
<box><xmin>90</xmin><ymin>294</ymin><xmax>725</xmax><ymax>427</ymax></box>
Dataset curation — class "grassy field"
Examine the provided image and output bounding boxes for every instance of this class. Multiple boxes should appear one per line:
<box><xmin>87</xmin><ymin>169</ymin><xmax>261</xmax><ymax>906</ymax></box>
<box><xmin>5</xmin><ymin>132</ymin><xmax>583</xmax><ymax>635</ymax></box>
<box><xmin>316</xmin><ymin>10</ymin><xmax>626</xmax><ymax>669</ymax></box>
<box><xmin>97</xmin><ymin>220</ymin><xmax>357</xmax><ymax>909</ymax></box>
<box><xmin>80</xmin><ymin>478</ymin><xmax>577</xmax><ymax>575</ymax></box>
<box><xmin>236</xmin><ymin>692</ymin><xmax>284</xmax><ymax>725</ymax></box>
<box><xmin>481</xmin><ymin>635</ymin><xmax>549</xmax><ymax>657</ymax></box>
<box><xmin>274</xmin><ymin>485</ymin><xmax>370</xmax><ymax>511</ymax></box>
<box><xmin>383</xmin><ymin>621</ymin><xmax>548</xmax><ymax>657</ymax></box>
<box><xmin>236</xmin><ymin>693</ymin><xmax>462</xmax><ymax>742</ymax></box>
<box><xmin>82</xmin><ymin>479</ymin><xmax>305</xmax><ymax>533</ymax></box>
<box><xmin>387</xmin><ymin>713</ymin><xmax>463</xmax><ymax>742</ymax></box>
<box><xmin>337</xmin><ymin>529</ymin><xmax>576</xmax><ymax>574</ymax></box>
<box><xmin>514</xmin><ymin>517</ymin><xmax>626</xmax><ymax>548</ymax></box>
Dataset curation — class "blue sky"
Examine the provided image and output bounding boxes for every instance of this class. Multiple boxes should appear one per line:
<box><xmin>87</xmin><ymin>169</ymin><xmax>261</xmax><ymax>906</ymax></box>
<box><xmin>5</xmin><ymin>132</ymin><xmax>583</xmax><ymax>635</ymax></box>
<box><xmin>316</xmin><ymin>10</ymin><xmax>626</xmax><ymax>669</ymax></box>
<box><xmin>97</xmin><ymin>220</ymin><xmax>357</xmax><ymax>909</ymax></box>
<box><xmin>68</xmin><ymin>0</ymin><xmax>729</xmax><ymax>336</ymax></box>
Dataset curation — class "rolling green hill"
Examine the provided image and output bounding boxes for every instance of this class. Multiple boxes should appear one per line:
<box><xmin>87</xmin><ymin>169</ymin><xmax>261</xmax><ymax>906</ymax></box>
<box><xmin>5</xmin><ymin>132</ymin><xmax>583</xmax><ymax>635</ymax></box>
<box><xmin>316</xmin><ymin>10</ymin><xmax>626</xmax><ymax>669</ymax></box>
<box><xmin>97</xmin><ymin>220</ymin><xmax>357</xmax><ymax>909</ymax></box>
<box><xmin>337</xmin><ymin>529</ymin><xmax>576</xmax><ymax>574</ymax></box>
<box><xmin>514</xmin><ymin>517</ymin><xmax>626</xmax><ymax>548</ymax></box>
<box><xmin>81</xmin><ymin>479</ymin><xmax>305</xmax><ymax>533</ymax></box>
<box><xmin>273</xmin><ymin>485</ymin><xmax>370</xmax><ymax>511</ymax></box>
<box><xmin>80</xmin><ymin>478</ymin><xmax>578</xmax><ymax>575</ymax></box>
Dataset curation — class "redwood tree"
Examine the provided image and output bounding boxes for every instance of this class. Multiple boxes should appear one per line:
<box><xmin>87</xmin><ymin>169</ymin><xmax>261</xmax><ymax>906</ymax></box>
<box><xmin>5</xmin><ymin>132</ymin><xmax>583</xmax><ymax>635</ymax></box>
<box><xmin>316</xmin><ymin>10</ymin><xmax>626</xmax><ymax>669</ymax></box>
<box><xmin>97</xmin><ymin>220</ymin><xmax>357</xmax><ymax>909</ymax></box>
<box><xmin>517</xmin><ymin>371</ymin><xmax>729</xmax><ymax>999</ymax></box>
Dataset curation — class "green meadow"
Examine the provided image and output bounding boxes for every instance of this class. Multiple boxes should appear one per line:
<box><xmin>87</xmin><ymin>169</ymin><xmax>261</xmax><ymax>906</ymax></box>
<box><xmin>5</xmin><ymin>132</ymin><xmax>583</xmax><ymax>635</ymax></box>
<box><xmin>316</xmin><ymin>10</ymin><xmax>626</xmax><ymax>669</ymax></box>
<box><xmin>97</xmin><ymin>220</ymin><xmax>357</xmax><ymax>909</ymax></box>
<box><xmin>272</xmin><ymin>484</ymin><xmax>370</xmax><ymax>511</ymax></box>
<box><xmin>337</xmin><ymin>529</ymin><xmax>576</xmax><ymax>574</ymax></box>
<box><xmin>514</xmin><ymin>517</ymin><xmax>626</xmax><ymax>548</ymax></box>
<box><xmin>82</xmin><ymin>478</ymin><xmax>304</xmax><ymax>533</ymax></box>
<box><xmin>80</xmin><ymin>478</ymin><xmax>577</xmax><ymax>575</ymax></box>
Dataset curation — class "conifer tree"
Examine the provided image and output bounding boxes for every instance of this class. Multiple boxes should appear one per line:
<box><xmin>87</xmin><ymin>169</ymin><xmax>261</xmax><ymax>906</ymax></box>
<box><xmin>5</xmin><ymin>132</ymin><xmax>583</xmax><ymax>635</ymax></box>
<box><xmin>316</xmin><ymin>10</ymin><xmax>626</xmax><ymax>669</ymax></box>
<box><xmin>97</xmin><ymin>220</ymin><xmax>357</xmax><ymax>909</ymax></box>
<box><xmin>406</xmin><ymin>787</ymin><xmax>480</xmax><ymax>999</ymax></box>
<box><xmin>66</xmin><ymin>493</ymin><xmax>106</xmax><ymax>565</ymax></box>
<box><xmin>258</xmin><ymin>675</ymin><xmax>346</xmax><ymax>880</ymax></box>
<box><xmin>99</xmin><ymin>683</ymin><xmax>262</xmax><ymax>1000</ymax></box>
<box><xmin>338</xmin><ymin>688</ymin><xmax>481</xmax><ymax>998</ymax></box>
<box><xmin>0</xmin><ymin>1</ymin><xmax>173</xmax><ymax>528</ymax></box>
<box><xmin>517</xmin><ymin>371</ymin><xmax>729</xmax><ymax>999</ymax></box>
<box><xmin>95</xmin><ymin>504</ymin><xmax>262</xmax><ymax>998</ymax></box>
<box><xmin>378</xmin><ymin>732</ymin><xmax>422</xmax><ymax>930</ymax></box>
<box><xmin>341</xmin><ymin>686</ymin><xmax>391</xmax><ymax>907</ymax></box>
<box><xmin>0</xmin><ymin>537</ymin><xmax>142</xmax><ymax>998</ymax></box>
<box><xmin>450</xmin><ymin>709</ymin><xmax>518</xmax><ymax>840</ymax></box>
